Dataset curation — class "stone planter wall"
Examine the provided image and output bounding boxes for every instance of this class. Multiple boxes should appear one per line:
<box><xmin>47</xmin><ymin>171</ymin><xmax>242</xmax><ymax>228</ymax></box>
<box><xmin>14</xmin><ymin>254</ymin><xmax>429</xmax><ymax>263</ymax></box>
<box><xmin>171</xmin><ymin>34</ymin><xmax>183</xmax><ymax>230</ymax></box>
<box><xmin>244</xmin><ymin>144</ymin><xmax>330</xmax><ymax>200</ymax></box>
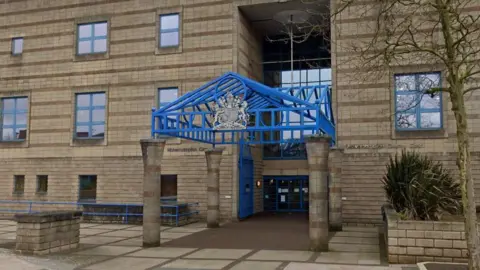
<box><xmin>14</xmin><ymin>211</ymin><xmax>82</xmax><ymax>255</ymax></box>
<box><xmin>383</xmin><ymin>205</ymin><xmax>468</xmax><ymax>264</ymax></box>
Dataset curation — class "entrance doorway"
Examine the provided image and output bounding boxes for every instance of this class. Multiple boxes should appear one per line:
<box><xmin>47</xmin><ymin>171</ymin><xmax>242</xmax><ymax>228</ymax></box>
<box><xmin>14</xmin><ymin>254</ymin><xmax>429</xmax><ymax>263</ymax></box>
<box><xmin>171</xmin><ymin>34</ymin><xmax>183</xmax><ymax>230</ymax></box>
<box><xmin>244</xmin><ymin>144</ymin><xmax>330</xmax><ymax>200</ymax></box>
<box><xmin>238</xmin><ymin>144</ymin><xmax>254</xmax><ymax>219</ymax></box>
<box><xmin>263</xmin><ymin>176</ymin><xmax>309</xmax><ymax>212</ymax></box>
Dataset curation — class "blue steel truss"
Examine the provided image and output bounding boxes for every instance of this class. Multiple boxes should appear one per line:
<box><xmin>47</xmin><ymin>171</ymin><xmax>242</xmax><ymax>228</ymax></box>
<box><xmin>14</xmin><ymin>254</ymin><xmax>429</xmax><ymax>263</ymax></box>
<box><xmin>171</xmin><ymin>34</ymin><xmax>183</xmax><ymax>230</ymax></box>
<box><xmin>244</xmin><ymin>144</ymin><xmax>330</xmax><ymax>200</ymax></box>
<box><xmin>151</xmin><ymin>72</ymin><xmax>335</xmax><ymax>145</ymax></box>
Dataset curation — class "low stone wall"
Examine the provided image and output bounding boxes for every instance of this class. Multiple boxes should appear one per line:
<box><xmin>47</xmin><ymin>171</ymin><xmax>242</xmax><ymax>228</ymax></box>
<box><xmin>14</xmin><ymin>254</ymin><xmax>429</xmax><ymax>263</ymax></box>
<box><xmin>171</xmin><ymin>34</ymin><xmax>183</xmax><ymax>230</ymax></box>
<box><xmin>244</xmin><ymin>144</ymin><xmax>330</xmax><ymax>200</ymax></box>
<box><xmin>383</xmin><ymin>205</ymin><xmax>468</xmax><ymax>264</ymax></box>
<box><xmin>14</xmin><ymin>211</ymin><xmax>82</xmax><ymax>255</ymax></box>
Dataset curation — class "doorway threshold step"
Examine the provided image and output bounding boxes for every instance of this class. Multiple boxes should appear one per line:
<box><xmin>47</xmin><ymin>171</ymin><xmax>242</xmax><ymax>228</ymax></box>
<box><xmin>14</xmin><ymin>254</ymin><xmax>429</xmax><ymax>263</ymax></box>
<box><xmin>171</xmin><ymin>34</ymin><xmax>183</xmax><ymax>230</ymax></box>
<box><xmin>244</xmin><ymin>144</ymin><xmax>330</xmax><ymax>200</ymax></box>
<box><xmin>328</xmin><ymin>242</ymin><xmax>380</xmax><ymax>253</ymax></box>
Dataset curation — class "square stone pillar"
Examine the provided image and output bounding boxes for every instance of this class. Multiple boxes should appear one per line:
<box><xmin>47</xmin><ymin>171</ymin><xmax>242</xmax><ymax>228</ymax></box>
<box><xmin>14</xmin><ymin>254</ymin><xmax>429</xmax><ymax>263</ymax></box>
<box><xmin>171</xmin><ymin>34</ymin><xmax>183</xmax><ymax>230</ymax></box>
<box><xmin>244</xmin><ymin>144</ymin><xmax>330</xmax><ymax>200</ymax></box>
<box><xmin>140</xmin><ymin>139</ymin><xmax>166</xmax><ymax>247</ymax></box>
<box><xmin>305</xmin><ymin>135</ymin><xmax>331</xmax><ymax>252</ymax></box>
<box><xmin>204</xmin><ymin>148</ymin><xmax>224</xmax><ymax>228</ymax></box>
<box><xmin>328</xmin><ymin>147</ymin><xmax>344</xmax><ymax>231</ymax></box>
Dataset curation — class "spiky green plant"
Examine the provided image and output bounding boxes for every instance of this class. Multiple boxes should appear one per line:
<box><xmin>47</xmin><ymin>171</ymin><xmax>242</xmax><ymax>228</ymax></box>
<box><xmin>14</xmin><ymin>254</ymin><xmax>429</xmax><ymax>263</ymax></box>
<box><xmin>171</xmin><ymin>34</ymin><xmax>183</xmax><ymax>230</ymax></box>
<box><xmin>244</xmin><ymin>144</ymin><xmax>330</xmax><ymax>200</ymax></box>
<box><xmin>382</xmin><ymin>150</ymin><xmax>462</xmax><ymax>220</ymax></box>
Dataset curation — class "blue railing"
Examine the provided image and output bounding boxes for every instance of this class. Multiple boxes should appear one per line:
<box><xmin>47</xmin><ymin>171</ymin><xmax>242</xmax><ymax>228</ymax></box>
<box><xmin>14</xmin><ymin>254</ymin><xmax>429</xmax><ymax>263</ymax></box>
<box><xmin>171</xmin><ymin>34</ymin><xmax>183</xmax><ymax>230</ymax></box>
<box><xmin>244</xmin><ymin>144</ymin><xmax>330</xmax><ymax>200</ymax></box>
<box><xmin>0</xmin><ymin>199</ymin><xmax>199</xmax><ymax>227</ymax></box>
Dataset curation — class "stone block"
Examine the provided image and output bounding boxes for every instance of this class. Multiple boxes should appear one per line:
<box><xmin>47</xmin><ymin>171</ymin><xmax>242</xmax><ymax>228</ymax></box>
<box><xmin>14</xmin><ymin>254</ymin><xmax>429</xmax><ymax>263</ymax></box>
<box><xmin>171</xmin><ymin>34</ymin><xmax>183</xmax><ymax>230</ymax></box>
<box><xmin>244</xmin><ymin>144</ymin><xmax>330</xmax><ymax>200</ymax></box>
<box><xmin>388</xmin><ymin>238</ymin><xmax>397</xmax><ymax>246</ymax></box>
<box><xmin>398</xmin><ymin>222</ymin><xmax>416</xmax><ymax>230</ymax></box>
<box><xmin>389</xmin><ymin>229</ymin><xmax>406</xmax><ymax>238</ymax></box>
<box><xmin>425</xmin><ymin>230</ymin><xmax>443</xmax><ymax>239</ymax></box>
<box><xmin>434</xmin><ymin>222</ymin><xmax>452</xmax><ymax>231</ymax></box>
<box><xmin>388</xmin><ymin>255</ymin><xmax>398</xmax><ymax>263</ymax></box>
<box><xmin>425</xmin><ymin>248</ymin><xmax>443</xmax><ymax>257</ymax></box>
<box><xmin>407</xmin><ymin>247</ymin><xmax>424</xmax><ymax>255</ymax></box>
<box><xmin>416</xmin><ymin>256</ymin><xmax>434</xmax><ymax>263</ymax></box>
<box><xmin>416</xmin><ymin>239</ymin><xmax>434</xmax><ymax>247</ymax></box>
<box><xmin>434</xmin><ymin>239</ymin><xmax>453</xmax><ymax>248</ymax></box>
<box><xmin>398</xmin><ymin>255</ymin><xmax>416</xmax><ymax>264</ymax></box>
<box><xmin>33</xmin><ymin>249</ymin><xmax>50</xmax><ymax>256</ymax></box>
<box><xmin>444</xmin><ymin>249</ymin><xmax>462</xmax><ymax>257</ymax></box>
<box><xmin>398</xmin><ymin>238</ymin><xmax>415</xmax><ymax>247</ymax></box>
<box><xmin>443</xmin><ymin>231</ymin><xmax>461</xmax><ymax>240</ymax></box>
<box><xmin>453</xmin><ymin>240</ymin><xmax>467</xmax><ymax>249</ymax></box>
<box><xmin>434</xmin><ymin>257</ymin><xmax>453</xmax><ymax>262</ymax></box>
<box><xmin>389</xmin><ymin>246</ymin><xmax>406</xmax><ymax>255</ymax></box>
<box><xmin>451</xmin><ymin>223</ymin><xmax>465</xmax><ymax>232</ymax></box>
<box><xmin>50</xmin><ymin>240</ymin><xmax>61</xmax><ymax>248</ymax></box>
<box><xmin>415</xmin><ymin>222</ymin><xmax>434</xmax><ymax>231</ymax></box>
<box><xmin>462</xmin><ymin>249</ymin><xmax>468</xmax><ymax>257</ymax></box>
<box><xmin>50</xmin><ymin>246</ymin><xmax>61</xmax><ymax>253</ymax></box>
<box><xmin>453</xmin><ymin>258</ymin><xmax>469</xmax><ymax>263</ymax></box>
<box><xmin>407</xmin><ymin>230</ymin><xmax>425</xmax><ymax>238</ymax></box>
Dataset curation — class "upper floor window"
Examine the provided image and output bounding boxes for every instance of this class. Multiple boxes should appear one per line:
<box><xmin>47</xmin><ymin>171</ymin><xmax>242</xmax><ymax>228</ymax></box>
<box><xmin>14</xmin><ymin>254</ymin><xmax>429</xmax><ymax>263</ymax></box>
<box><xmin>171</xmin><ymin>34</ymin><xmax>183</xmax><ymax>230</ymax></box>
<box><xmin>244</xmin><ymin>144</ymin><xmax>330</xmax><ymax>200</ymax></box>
<box><xmin>158</xmin><ymin>87</ymin><xmax>178</xmax><ymax>108</ymax></box>
<box><xmin>1</xmin><ymin>97</ymin><xmax>28</xmax><ymax>141</ymax></box>
<box><xmin>11</xmin><ymin>37</ymin><xmax>23</xmax><ymax>55</ymax></box>
<box><xmin>395</xmin><ymin>73</ymin><xmax>442</xmax><ymax>130</ymax></box>
<box><xmin>75</xmin><ymin>93</ymin><xmax>105</xmax><ymax>138</ymax></box>
<box><xmin>79</xmin><ymin>175</ymin><xmax>97</xmax><ymax>201</ymax></box>
<box><xmin>14</xmin><ymin>175</ymin><xmax>25</xmax><ymax>194</ymax></box>
<box><xmin>159</xmin><ymin>14</ymin><xmax>179</xmax><ymax>48</ymax></box>
<box><xmin>77</xmin><ymin>22</ymin><xmax>108</xmax><ymax>55</ymax></box>
<box><xmin>37</xmin><ymin>175</ymin><xmax>48</xmax><ymax>194</ymax></box>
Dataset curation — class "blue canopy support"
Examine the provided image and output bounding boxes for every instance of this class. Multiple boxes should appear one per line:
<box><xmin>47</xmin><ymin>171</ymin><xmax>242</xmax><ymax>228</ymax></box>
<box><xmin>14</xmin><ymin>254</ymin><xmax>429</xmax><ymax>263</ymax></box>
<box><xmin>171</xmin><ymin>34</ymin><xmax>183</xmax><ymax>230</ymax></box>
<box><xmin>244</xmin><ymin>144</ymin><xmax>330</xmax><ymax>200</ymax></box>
<box><xmin>152</xmin><ymin>72</ymin><xmax>335</xmax><ymax>145</ymax></box>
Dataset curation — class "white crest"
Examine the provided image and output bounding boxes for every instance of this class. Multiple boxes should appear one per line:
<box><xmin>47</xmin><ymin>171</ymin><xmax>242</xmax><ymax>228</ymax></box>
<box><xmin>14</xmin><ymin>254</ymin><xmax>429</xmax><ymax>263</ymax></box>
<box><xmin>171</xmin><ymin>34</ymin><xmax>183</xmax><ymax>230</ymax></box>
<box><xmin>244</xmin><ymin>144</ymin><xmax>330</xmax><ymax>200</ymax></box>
<box><xmin>213</xmin><ymin>92</ymin><xmax>249</xmax><ymax>130</ymax></box>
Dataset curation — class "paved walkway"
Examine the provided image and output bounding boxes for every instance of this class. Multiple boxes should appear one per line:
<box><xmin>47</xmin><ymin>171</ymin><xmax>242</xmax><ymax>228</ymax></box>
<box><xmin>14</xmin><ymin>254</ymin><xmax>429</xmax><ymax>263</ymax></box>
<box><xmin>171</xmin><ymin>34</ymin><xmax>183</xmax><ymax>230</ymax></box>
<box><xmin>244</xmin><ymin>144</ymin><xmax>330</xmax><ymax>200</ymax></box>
<box><xmin>0</xmin><ymin>220</ymin><xmax>416</xmax><ymax>270</ymax></box>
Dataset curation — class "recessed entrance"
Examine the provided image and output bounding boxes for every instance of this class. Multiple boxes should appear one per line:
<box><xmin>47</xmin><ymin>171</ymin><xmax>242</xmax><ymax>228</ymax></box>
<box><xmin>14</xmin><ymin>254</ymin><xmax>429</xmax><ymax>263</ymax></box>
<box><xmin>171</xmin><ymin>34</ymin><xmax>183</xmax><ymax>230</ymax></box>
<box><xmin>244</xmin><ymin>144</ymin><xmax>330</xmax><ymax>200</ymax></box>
<box><xmin>263</xmin><ymin>176</ymin><xmax>309</xmax><ymax>212</ymax></box>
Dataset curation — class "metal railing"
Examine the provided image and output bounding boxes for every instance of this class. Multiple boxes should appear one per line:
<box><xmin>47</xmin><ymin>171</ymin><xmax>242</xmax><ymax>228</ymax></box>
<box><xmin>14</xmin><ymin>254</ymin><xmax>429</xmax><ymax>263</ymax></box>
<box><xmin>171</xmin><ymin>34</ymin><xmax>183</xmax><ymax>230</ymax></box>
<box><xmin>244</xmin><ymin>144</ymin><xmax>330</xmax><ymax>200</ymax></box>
<box><xmin>0</xmin><ymin>199</ymin><xmax>199</xmax><ymax>227</ymax></box>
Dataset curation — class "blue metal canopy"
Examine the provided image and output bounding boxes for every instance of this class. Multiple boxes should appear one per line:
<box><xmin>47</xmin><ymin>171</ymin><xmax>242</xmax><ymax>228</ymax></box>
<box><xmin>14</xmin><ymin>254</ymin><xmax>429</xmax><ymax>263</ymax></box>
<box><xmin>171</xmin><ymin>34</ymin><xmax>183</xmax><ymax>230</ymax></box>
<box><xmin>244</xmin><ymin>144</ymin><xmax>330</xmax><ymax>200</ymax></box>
<box><xmin>151</xmin><ymin>72</ymin><xmax>335</xmax><ymax>145</ymax></box>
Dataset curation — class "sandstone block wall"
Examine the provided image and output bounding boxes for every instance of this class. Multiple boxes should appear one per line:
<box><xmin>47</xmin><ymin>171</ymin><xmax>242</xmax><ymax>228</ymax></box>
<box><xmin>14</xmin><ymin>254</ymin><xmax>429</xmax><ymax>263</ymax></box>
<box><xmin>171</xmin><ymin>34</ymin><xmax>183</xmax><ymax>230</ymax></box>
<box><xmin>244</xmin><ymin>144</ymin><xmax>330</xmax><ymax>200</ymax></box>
<box><xmin>384</xmin><ymin>206</ymin><xmax>469</xmax><ymax>264</ymax></box>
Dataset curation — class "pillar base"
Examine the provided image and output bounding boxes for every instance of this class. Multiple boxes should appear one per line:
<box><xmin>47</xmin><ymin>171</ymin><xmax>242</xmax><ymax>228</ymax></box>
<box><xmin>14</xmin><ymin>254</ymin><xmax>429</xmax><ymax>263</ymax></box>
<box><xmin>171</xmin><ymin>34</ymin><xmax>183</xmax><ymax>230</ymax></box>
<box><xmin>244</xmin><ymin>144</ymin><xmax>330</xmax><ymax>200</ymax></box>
<box><xmin>309</xmin><ymin>242</ymin><xmax>329</xmax><ymax>252</ymax></box>
<box><xmin>142</xmin><ymin>242</ymin><xmax>161</xmax><ymax>248</ymax></box>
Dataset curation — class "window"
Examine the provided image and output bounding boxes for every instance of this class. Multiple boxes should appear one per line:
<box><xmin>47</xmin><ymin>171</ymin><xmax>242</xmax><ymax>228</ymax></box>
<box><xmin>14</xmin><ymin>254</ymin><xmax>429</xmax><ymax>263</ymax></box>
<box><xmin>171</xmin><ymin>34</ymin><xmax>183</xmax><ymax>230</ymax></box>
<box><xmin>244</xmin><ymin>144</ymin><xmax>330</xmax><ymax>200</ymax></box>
<box><xmin>281</xmin><ymin>68</ymin><xmax>332</xmax><ymax>87</ymax></box>
<box><xmin>75</xmin><ymin>93</ymin><xmax>105</xmax><ymax>138</ymax></box>
<box><xmin>77</xmin><ymin>22</ymin><xmax>108</xmax><ymax>55</ymax></box>
<box><xmin>79</xmin><ymin>175</ymin><xmax>97</xmax><ymax>201</ymax></box>
<box><xmin>1</xmin><ymin>97</ymin><xmax>28</xmax><ymax>141</ymax></box>
<box><xmin>11</xmin><ymin>37</ymin><xmax>23</xmax><ymax>55</ymax></box>
<box><xmin>36</xmin><ymin>175</ymin><xmax>48</xmax><ymax>194</ymax></box>
<box><xmin>159</xmin><ymin>14</ymin><xmax>179</xmax><ymax>47</ymax></box>
<box><xmin>395</xmin><ymin>73</ymin><xmax>442</xmax><ymax>130</ymax></box>
<box><xmin>158</xmin><ymin>87</ymin><xmax>178</xmax><ymax>108</ymax></box>
<box><xmin>161</xmin><ymin>175</ymin><xmax>177</xmax><ymax>198</ymax></box>
<box><xmin>13</xmin><ymin>175</ymin><xmax>25</xmax><ymax>194</ymax></box>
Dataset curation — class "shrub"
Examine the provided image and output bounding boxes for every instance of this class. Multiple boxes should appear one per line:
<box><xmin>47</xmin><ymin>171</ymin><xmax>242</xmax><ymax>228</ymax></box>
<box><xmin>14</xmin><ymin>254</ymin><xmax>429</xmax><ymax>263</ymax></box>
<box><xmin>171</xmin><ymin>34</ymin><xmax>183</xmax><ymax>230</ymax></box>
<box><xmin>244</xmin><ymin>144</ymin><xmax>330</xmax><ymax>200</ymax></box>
<box><xmin>382</xmin><ymin>150</ymin><xmax>462</xmax><ymax>220</ymax></box>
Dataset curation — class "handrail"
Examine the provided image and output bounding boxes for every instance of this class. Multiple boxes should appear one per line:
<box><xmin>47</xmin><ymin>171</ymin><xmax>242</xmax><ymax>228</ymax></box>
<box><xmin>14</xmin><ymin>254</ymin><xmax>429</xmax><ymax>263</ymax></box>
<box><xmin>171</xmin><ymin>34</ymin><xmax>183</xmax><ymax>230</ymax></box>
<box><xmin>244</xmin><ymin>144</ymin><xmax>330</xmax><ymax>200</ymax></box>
<box><xmin>0</xmin><ymin>200</ymin><xmax>200</xmax><ymax>227</ymax></box>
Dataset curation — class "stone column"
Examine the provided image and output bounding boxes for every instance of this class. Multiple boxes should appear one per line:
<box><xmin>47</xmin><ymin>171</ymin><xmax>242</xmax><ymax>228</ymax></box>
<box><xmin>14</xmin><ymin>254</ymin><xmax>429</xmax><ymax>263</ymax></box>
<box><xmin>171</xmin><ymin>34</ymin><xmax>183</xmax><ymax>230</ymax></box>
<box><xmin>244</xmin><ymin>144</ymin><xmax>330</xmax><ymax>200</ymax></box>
<box><xmin>204</xmin><ymin>148</ymin><xmax>224</xmax><ymax>228</ymax></box>
<box><xmin>305</xmin><ymin>135</ymin><xmax>331</xmax><ymax>252</ymax></box>
<box><xmin>328</xmin><ymin>147</ymin><xmax>344</xmax><ymax>231</ymax></box>
<box><xmin>140</xmin><ymin>139</ymin><xmax>166</xmax><ymax>247</ymax></box>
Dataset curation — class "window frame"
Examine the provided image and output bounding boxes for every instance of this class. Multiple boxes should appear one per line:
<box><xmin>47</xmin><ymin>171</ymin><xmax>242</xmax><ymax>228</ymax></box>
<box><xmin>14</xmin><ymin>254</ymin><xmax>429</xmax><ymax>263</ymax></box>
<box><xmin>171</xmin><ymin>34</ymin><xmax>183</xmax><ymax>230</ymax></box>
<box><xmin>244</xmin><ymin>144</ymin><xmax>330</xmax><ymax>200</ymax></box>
<box><xmin>36</xmin><ymin>175</ymin><xmax>48</xmax><ymax>194</ymax></box>
<box><xmin>78</xmin><ymin>175</ymin><xmax>97</xmax><ymax>202</ymax></box>
<box><xmin>76</xmin><ymin>21</ymin><xmax>108</xmax><ymax>55</ymax></box>
<box><xmin>74</xmin><ymin>92</ymin><xmax>106</xmax><ymax>139</ymax></box>
<box><xmin>159</xmin><ymin>13</ymin><xmax>180</xmax><ymax>48</ymax></box>
<box><xmin>158</xmin><ymin>87</ymin><xmax>179</xmax><ymax>108</ymax></box>
<box><xmin>394</xmin><ymin>72</ymin><xmax>443</xmax><ymax>131</ymax></box>
<box><xmin>13</xmin><ymin>175</ymin><xmax>25</xmax><ymax>194</ymax></box>
<box><xmin>11</xmin><ymin>37</ymin><xmax>24</xmax><ymax>56</ymax></box>
<box><xmin>1</xmin><ymin>96</ymin><xmax>28</xmax><ymax>142</ymax></box>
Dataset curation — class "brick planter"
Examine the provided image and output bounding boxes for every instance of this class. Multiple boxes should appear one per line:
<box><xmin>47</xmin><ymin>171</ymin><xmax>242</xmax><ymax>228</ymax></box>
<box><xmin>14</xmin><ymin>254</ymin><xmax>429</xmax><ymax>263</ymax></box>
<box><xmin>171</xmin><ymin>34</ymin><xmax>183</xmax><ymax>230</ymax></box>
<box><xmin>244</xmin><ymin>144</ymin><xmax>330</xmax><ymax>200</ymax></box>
<box><xmin>382</xmin><ymin>205</ymin><xmax>468</xmax><ymax>264</ymax></box>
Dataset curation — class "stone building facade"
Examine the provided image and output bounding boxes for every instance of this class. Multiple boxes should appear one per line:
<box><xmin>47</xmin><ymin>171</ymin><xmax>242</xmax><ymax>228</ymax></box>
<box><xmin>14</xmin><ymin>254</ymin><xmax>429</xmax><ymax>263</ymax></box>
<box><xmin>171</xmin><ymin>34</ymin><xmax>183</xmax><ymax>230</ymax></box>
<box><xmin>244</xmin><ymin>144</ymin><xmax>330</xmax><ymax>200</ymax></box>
<box><xmin>1</xmin><ymin>0</ymin><xmax>479</xmax><ymax>225</ymax></box>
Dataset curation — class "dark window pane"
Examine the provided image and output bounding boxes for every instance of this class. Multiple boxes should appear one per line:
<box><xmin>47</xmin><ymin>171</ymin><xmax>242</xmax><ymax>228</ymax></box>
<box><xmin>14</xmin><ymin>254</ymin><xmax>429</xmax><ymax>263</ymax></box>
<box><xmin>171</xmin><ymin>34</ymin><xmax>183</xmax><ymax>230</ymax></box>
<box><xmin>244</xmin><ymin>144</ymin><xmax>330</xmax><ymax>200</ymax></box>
<box><xmin>79</xmin><ymin>175</ymin><xmax>97</xmax><ymax>201</ymax></box>
<box><xmin>14</xmin><ymin>175</ymin><xmax>25</xmax><ymax>193</ymax></box>
<box><xmin>16</xmin><ymin>128</ymin><xmax>27</xmax><ymax>140</ymax></box>
<box><xmin>161</xmin><ymin>175</ymin><xmax>177</xmax><ymax>197</ymax></box>
<box><xmin>37</xmin><ymin>175</ymin><xmax>48</xmax><ymax>193</ymax></box>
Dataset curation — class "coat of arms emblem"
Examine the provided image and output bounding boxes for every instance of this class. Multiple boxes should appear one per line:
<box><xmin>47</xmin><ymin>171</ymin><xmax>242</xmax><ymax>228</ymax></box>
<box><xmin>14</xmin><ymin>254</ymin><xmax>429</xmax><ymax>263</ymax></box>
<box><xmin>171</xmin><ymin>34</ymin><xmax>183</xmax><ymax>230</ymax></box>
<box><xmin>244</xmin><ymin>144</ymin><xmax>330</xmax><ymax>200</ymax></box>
<box><xmin>213</xmin><ymin>92</ymin><xmax>249</xmax><ymax>130</ymax></box>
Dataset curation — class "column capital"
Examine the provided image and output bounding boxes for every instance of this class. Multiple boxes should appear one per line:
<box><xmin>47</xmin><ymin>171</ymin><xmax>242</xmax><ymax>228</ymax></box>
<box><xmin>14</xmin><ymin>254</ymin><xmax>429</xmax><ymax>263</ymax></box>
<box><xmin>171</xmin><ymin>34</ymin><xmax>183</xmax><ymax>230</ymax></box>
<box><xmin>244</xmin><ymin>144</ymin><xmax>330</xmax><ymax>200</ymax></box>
<box><xmin>204</xmin><ymin>147</ymin><xmax>225</xmax><ymax>155</ymax></box>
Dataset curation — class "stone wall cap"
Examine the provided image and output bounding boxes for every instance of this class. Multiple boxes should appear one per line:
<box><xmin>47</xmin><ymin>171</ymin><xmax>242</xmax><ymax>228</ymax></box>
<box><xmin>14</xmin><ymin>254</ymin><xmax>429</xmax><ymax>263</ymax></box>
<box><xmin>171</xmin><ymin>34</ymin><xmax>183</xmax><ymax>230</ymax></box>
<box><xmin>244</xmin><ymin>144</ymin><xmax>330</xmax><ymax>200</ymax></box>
<box><xmin>15</xmin><ymin>210</ymin><xmax>83</xmax><ymax>223</ymax></box>
<box><xmin>305</xmin><ymin>135</ymin><xmax>332</xmax><ymax>142</ymax></box>
<box><xmin>204</xmin><ymin>147</ymin><xmax>225</xmax><ymax>154</ymax></box>
<box><xmin>140</xmin><ymin>138</ymin><xmax>167</xmax><ymax>144</ymax></box>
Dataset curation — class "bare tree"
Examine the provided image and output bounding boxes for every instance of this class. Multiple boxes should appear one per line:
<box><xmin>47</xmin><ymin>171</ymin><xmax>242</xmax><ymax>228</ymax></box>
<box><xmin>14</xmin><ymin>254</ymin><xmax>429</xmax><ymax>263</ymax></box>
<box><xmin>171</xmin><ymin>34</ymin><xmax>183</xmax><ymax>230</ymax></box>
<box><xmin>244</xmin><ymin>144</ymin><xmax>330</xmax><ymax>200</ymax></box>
<box><xmin>319</xmin><ymin>0</ymin><xmax>480</xmax><ymax>268</ymax></box>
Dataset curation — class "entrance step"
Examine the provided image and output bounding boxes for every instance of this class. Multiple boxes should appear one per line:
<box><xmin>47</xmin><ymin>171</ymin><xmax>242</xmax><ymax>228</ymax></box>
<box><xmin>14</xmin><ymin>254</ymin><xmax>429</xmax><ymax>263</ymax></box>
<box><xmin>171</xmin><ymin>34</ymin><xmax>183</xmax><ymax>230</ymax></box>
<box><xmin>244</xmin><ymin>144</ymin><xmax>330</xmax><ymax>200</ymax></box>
<box><xmin>328</xmin><ymin>226</ymin><xmax>380</xmax><ymax>253</ymax></box>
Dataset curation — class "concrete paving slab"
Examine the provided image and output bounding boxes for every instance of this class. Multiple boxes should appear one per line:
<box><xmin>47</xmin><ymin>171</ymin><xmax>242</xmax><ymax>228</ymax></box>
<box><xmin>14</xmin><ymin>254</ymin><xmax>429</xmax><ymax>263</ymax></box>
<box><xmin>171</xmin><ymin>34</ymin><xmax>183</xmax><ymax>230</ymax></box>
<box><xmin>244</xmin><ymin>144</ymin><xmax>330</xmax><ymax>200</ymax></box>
<box><xmin>228</xmin><ymin>261</ymin><xmax>282</xmax><ymax>270</ymax></box>
<box><xmin>284</xmin><ymin>263</ymin><xmax>406</xmax><ymax>270</ymax></box>
<box><xmin>124</xmin><ymin>226</ymin><xmax>143</xmax><ymax>231</ymax></box>
<box><xmin>357</xmin><ymin>252</ymin><xmax>381</xmax><ymax>265</ymax></box>
<box><xmin>109</xmin><ymin>238</ymin><xmax>143</xmax><ymax>247</ymax></box>
<box><xmin>80</xmin><ymin>228</ymin><xmax>113</xmax><ymax>236</ymax></box>
<box><xmin>89</xmin><ymin>224</ymin><xmax>136</xmax><ymax>230</ymax></box>
<box><xmin>316</xmin><ymin>252</ymin><xmax>361</xmax><ymax>264</ymax></box>
<box><xmin>162</xmin><ymin>232</ymin><xmax>192</xmax><ymax>239</ymax></box>
<box><xmin>168</xmin><ymin>227</ymin><xmax>207</xmax><ymax>233</ymax></box>
<box><xmin>83</xmin><ymin>257</ymin><xmax>168</xmax><ymax>270</ymax></box>
<box><xmin>80</xmin><ymin>223</ymin><xmax>101</xmax><ymax>228</ymax></box>
<box><xmin>182</xmin><ymin>223</ymin><xmax>207</xmax><ymax>229</ymax></box>
<box><xmin>127</xmin><ymin>247</ymin><xmax>196</xmax><ymax>258</ymax></box>
<box><xmin>80</xmin><ymin>236</ymin><xmax>126</xmax><ymax>245</ymax></box>
<box><xmin>159</xmin><ymin>259</ymin><xmax>233</xmax><ymax>269</ymax></box>
<box><xmin>98</xmin><ymin>230</ymin><xmax>142</xmax><ymax>238</ymax></box>
<box><xmin>185</xmin><ymin>248</ymin><xmax>252</xmax><ymax>259</ymax></box>
<box><xmin>0</xmin><ymin>254</ymin><xmax>45</xmax><ymax>270</ymax></box>
<box><xmin>247</xmin><ymin>250</ymin><xmax>313</xmax><ymax>261</ymax></box>
<box><xmin>74</xmin><ymin>245</ymin><xmax>141</xmax><ymax>256</ymax></box>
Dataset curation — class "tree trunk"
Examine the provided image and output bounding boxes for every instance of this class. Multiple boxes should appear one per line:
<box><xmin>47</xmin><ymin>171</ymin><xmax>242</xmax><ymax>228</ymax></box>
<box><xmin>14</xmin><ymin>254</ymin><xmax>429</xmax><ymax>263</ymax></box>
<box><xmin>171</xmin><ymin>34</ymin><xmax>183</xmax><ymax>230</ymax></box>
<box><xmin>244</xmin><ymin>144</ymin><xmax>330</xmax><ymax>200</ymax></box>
<box><xmin>450</xmin><ymin>87</ymin><xmax>480</xmax><ymax>270</ymax></box>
